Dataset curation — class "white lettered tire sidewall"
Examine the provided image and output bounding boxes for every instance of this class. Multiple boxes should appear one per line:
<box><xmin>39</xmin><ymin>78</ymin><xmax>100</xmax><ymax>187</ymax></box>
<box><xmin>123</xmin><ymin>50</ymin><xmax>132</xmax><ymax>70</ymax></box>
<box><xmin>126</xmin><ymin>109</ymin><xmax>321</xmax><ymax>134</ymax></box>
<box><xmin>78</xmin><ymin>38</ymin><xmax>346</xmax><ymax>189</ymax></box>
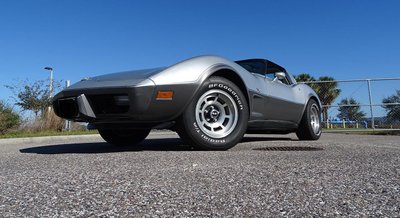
<box><xmin>178</xmin><ymin>76</ymin><xmax>249</xmax><ymax>150</ymax></box>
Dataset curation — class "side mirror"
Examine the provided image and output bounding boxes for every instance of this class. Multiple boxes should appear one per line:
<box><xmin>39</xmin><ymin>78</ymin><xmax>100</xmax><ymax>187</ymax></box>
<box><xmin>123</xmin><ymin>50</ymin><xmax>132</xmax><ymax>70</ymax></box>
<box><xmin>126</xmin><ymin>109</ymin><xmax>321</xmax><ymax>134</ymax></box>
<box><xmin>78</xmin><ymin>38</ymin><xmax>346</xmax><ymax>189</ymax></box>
<box><xmin>273</xmin><ymin>72</ymin><xmax>286</xmax><ymax>82</ymax></box>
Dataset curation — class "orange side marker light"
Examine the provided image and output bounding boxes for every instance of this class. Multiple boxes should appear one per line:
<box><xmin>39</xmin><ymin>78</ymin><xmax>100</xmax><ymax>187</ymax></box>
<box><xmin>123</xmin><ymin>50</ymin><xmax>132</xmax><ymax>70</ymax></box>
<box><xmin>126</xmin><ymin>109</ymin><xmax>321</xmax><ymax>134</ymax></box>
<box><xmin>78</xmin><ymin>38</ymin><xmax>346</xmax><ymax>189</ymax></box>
<box><xmin>156</xmin><ymin>91</ymin><xmax>174</xmax><ymax>100</ymax></box>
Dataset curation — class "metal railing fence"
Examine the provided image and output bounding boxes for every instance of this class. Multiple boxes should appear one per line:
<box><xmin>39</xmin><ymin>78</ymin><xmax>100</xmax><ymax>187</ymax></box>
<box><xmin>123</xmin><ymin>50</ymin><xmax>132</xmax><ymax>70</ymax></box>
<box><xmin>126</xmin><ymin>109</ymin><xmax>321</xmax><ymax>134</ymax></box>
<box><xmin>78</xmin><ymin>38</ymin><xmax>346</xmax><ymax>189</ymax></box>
<box><xmin>302</xmin><ymin>78</ymin><xmax>400</xmax><ymax>131</ymax></box>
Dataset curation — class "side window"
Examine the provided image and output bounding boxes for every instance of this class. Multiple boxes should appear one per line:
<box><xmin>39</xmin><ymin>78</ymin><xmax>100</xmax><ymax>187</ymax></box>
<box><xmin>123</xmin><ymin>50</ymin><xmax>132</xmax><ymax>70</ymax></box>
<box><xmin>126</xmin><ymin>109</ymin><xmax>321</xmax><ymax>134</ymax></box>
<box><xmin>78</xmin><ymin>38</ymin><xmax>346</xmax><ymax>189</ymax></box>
<box><xmin>276</xmin><ymin>73</ymin><xmax>291</xmax><ymax>85</ymax></box>
<box><xmin>265</xmin><ymin>72</ymin><xmax>275</xmax><ymax>80</ymax></box>
<box><xmin>267</xmin><ymin>63</ymin><xmax>292</xmax><ymax>85</ymax></box>
<box><xmin>237</xmin><ymin>60</ymin><xmax>293</xmax><ymax>85</ymax></box>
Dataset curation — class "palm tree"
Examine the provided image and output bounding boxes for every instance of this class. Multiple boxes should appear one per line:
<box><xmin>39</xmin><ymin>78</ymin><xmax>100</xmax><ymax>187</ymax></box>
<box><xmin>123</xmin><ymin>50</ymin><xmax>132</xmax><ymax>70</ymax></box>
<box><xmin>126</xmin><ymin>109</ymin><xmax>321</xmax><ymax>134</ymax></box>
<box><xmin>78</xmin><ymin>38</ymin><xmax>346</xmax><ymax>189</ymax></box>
<box><xmin>382</xmin><ymin>90</ymin><xmax>400</xmax><ymax>122</ymax></box>
<box><xmin>295</xmin><ymin>73</ymin><xmax>316</xmax><ymax>83</ymax></box>
<box><xmin>313</xmin><ymin>76</ymin><xmax>341</xmax><ymax>122</ymax></box>
<box><xmin>337</xmin><ymin>98</ymin><xmax>366</xmax><ymax>121</ymax></box>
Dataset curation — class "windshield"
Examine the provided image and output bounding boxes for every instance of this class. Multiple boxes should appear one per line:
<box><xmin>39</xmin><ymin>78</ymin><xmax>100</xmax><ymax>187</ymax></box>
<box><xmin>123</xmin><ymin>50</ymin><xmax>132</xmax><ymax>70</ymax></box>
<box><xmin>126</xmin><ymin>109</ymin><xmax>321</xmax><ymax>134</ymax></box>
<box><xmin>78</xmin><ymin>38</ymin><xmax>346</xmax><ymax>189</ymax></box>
<box><xmin>236</xmin><ymin>60</ymin><xmax>266</xmax><ymax>75</ymax></box>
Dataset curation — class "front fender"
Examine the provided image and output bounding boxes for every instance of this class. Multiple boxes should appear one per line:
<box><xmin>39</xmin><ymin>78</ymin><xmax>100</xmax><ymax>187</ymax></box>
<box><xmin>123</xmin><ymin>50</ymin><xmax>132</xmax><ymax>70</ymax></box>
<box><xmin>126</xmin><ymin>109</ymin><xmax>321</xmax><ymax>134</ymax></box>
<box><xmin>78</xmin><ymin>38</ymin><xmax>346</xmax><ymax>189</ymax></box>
<box><xmin>147</xmin><ymin>56</ymin><xmax>255</xmax><ymax>121</ymax></box>
<box><xmin>299</xmin><ymin>84</ymin><xmax>322</xmax><ymax>115</ymax></box>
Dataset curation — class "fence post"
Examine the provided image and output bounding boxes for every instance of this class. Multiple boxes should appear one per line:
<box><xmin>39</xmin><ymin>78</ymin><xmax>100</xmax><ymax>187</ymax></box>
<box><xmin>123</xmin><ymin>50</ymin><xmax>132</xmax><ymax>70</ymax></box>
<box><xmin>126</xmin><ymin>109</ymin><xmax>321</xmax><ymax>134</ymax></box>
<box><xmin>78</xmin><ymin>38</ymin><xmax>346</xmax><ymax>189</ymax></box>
<box><xmin>64</xmin><ymin>80</ymin><xmax>71</xmax><ymax>131</ymax></box>
<box><xmin>366</xmin><ymin>79</ymin><xmax>375</xmax><ymax>129</ymax></box>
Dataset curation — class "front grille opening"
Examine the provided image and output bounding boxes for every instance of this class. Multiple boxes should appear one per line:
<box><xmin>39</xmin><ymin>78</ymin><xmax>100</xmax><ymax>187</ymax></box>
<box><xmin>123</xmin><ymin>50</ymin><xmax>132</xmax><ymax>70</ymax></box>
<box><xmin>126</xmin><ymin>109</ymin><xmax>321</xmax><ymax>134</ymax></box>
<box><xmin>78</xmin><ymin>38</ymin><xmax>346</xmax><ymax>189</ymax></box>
<box><xmin>88</xmin><ymin>94</ymin><xmax>130</xmax><ymax>115</ymax></box>
<box><xmin>114</xmin><ymin>95</ymin><xmax>129</xmax><ymax>106</ymax></box>
<box><xmin>58</xmin><ymin>98</ymin><xmax>79</xmax><ymax>118</ymax></box>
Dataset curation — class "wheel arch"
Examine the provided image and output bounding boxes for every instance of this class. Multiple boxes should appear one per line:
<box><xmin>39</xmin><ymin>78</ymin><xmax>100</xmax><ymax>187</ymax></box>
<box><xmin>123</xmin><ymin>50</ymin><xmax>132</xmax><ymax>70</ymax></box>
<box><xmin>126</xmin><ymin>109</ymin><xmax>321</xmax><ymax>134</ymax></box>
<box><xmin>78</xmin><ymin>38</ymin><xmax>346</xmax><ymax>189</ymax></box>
<box><xmin>171</xmin><ymin>64</ymin><xmax>252</xmax><ymax>123</ymax></box>
<box><xmin>296</xmin><ymin>89</ymin><xmax>323</xmax><ymax>125</ymax></box>
<box><xmin>309</xmin><ymin>95</ymin><xmax>322</xmax><ymax>110</ymax></box>
<box><xmin>209</xmin><ymin>68</ymin><xmax>251</xmax><ymax>113</ymax></box>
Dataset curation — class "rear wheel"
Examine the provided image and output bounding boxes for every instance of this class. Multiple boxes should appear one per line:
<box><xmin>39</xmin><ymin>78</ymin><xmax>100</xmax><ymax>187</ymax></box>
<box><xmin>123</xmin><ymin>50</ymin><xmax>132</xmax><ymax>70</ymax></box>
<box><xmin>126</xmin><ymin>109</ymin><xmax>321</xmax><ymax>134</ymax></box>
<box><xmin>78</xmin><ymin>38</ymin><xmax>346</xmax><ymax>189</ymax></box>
<box><xmin>98</xmin><ymin>129</ymin><xmax>150</xmax><ymax>146</ymax></box>
<box><xmin>177</xmin><ymin>76</ymin><xmax>248</xmax><ymax>150</ymax></box>
<box><xmin>296</xmin><ymin>99</ymin><xmax>322</xmax><ymax>140</ymax></box>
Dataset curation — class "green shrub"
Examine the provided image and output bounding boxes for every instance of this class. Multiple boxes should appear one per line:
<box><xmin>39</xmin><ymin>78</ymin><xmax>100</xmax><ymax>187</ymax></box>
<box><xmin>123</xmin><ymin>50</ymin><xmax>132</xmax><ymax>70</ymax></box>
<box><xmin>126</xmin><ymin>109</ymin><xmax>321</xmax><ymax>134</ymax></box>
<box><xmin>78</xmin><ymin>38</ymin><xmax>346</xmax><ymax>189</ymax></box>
<box><xmin>23</xmin><ymin>111</ymin><xmax>64</xmax><ymax>132</ymax></box>
<box><xmin>0</xmin><ymin>101</ymin><xmax>20</xmax><ymax>134</ymax></box>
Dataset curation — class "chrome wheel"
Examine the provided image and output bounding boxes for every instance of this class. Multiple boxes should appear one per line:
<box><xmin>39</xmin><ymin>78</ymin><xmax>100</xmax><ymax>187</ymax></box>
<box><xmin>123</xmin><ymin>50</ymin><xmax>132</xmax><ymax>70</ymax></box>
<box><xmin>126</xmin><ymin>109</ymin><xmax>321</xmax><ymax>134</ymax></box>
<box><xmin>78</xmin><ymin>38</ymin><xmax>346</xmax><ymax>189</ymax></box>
<box><xmin>195</xmin><ymin>89</ymin><xmax>238</xmax><ymax>138</ymax></box>
<box><xmin>310</xmin><ymin>104</ymin><xmax>321</xmax><ymax>135</ymax></box>
<box><xmin>296</xmin><ymin>99</ymin><xmax>322</xmax><ymax>141</ymax></box>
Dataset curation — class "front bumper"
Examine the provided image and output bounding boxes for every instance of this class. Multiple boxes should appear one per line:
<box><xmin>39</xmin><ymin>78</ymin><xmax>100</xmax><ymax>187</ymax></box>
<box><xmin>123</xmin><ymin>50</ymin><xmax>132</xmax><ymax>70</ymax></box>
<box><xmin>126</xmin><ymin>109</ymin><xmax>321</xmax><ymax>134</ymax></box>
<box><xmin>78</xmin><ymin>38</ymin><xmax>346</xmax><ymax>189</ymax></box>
<box><xmin>53</xmin><ymin>83</ymin><xmax>199</xmax><ymax>124</ymax></box>
<box><xmin>53</xmin><ymin>85</ymin><xmax>155</xmax><ymax>123</ymax></box>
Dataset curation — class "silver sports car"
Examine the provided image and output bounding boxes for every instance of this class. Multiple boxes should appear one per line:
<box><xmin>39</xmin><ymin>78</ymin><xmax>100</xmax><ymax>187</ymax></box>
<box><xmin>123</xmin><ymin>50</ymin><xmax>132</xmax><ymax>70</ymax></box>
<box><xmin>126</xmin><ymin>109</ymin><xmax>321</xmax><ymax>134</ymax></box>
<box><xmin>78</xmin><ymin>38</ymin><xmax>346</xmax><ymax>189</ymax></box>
<box><xmin>53</xmin><ymin>55</ymin><xmax>322</xmax><ymax>150</ymax></box>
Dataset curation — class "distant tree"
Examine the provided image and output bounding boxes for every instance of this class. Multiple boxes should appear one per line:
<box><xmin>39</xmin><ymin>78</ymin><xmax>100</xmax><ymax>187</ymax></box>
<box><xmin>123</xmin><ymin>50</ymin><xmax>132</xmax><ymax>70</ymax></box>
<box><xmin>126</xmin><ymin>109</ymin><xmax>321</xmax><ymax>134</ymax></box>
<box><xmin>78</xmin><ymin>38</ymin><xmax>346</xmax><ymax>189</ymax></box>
<box><xmin>6</xmin><ymin>79</ymin><xmax>60</xmax><ymax>117</ymax></box>
<box><xmin>0</xmin><ymin>100</ymin><xmax>20</xmax><ymax>134</ymax></box>
<box><xmin>382</xmin><ymin>90</ymin><xmax>400</xmax><ymax>122</ymax></box>
<box><xmin>313</xmin><ymin>76</ymin><xmax>341</xmax><ymax>107</ymax></box>
<box><xmin>337</xmin><ymin>98</ymin><xmax>366</xmax><ymax>121</ymax></box>
<box><xmin>295</xmin><ymin>74</ymin><xmax>341</xmax><ymax>121</ymax></box>
<box><xmin>295</xmin><ymin>73</ymin><xmax>316</xmax><ymax>83</ymax></box>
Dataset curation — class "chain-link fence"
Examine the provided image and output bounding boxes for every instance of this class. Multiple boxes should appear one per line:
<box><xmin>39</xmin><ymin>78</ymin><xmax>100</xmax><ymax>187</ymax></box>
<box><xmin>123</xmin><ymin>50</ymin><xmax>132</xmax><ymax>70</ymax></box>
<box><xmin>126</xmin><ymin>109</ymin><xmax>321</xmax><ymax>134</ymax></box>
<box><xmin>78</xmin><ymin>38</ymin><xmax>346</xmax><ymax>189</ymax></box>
<box><xmin>302</xmin><ymin>78</ymin><xmax>400</xmax><ymax>131</ymax></box>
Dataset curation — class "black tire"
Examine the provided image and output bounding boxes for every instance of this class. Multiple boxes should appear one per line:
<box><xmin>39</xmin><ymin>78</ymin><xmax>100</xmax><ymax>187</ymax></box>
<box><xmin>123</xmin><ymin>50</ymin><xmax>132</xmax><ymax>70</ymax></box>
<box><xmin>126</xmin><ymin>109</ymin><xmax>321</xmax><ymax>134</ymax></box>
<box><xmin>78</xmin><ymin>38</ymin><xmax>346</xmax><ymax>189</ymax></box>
<box><xmin>98</xmin><ymin>129</ymin><xmax>150</xmax><ymax>146</ymax></box>
<box><xmin>176</xmin><ymin>76</ymin><xmax>249</xmax><ymax>150</ymax></box>
<box><xmin>296</xmin><ymin>99</ymin><xmax>322</xmax><ymax>140</ymax></box>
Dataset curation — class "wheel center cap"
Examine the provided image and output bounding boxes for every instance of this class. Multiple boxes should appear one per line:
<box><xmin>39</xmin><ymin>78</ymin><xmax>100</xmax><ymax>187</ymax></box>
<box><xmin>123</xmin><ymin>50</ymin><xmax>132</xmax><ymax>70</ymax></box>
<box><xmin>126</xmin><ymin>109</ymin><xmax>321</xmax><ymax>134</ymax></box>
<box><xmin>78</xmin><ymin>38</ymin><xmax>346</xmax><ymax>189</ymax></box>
<box><xmin>204</xmin><ymin>106</ymin><xmax>221</xmax><ymax>123</ymax></box>
<box><xmin>210</xmin><ymin>109</ymin><xmax>220</xmax><ymax>118</ymax></box>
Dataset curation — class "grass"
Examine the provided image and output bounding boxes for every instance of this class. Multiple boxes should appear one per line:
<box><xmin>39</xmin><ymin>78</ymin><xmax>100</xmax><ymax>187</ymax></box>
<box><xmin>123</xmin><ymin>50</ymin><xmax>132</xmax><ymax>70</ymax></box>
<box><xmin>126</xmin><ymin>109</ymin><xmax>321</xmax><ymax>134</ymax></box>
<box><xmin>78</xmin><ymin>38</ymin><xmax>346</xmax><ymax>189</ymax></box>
<box><xmin>345</xmin><ymin>130</ymin><xmax>400</xmax><ymax>136</ymax></box>
<box><xmin>323</xmin><ymin>129</ymin><xmax>400</xmax><ymax>136</ymax></box>
<box><xmin>0</xmin><ymin>129</ymin><xmax>98</xmax><ymax>139</ymax></box>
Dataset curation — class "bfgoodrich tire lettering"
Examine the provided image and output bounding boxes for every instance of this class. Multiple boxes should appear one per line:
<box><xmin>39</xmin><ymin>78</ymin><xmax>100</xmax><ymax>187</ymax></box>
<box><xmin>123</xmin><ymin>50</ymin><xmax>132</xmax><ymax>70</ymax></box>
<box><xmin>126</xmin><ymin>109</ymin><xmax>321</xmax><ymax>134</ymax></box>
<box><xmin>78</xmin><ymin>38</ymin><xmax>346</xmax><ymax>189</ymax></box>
<box><xmin>296</xmin><ymin>99</ymin><xmax>322</xmax><ymax>140</ymax></box>
<box><xmin>177</xmin><ymin>76</ymin><xmax>249</xmax><ymax>150</ymax></box>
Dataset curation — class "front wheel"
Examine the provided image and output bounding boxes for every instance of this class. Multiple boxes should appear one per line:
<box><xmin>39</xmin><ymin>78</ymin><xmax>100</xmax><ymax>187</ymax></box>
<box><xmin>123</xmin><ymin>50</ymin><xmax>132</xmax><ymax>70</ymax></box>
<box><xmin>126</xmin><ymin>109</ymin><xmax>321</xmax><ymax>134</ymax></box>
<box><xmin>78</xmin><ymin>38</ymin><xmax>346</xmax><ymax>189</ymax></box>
<box><xmin>98</xmin><ymin>129</ymin><xmax>150</xmax><ymax>146</ymax></box>
<box><xmin>296</xmin><ymin>99</ymin><xmax>322</xmax><ymax>140</ymax></box>
<box><xmin>176</xmin><ymin>76</ymin><xmax>249</xmax><ymax>150</ymax></box>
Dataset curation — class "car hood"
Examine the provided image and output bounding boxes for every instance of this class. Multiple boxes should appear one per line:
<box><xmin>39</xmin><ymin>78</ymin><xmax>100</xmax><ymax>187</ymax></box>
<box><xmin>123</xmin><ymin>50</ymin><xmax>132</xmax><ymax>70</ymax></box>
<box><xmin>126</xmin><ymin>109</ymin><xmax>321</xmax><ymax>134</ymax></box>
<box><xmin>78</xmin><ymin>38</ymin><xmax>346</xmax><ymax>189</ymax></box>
<box><xmin>64</xmin><ymin>67</ymin><xmax>166</xmax><ymax>90</ymax></box>
<box><xmin>91</xmin><ymin>67</ymin><xmax>166</xmax><ymax>82</ymax></box>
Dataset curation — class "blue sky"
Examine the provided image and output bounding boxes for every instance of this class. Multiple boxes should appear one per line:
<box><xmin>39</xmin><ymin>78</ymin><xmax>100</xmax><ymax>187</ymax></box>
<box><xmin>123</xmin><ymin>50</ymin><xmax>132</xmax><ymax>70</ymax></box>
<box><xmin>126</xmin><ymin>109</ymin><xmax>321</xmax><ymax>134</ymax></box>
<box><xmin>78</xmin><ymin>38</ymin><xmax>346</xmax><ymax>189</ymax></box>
<box><xmin>1</xmin><ymin>0</ymin><xmax>400</xmax><ymax>106</ymax></box>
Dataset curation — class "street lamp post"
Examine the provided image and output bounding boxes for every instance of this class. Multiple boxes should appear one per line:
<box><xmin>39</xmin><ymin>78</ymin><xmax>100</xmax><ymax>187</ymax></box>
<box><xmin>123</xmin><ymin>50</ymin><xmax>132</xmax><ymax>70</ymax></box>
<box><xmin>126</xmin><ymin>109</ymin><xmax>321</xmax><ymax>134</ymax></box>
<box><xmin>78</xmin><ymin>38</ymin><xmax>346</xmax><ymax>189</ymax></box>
<box><xmin>44</xmin><ymin>67</ymin><xmax>54</xmax><ymax>98</ymax></box>
<box><xmin>65</xmin><ymin>80</ymin><xmax>71</xmax><ymax>131</ymax></box>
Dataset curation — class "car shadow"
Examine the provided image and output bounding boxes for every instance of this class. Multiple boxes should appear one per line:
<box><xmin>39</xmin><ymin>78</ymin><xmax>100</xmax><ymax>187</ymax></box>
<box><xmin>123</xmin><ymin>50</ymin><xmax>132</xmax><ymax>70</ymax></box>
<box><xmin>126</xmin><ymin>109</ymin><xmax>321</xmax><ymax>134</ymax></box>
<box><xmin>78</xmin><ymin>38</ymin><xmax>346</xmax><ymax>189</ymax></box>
<box><xmin>243</xmin><ymin>136</ymin><xmax>323</xmax><ymax>151</ymax></box>
<box><xmin>19</xmin><ymin>136</ymin><xmax>321</xmax><ymax>154</ymax></box>
<box><xmin>19</xmin><ymin>138</ymin><xmax>190</xmax><ymax>154</ymax></box>
<box><xmin>241</xmin><ymin>136</ymin><xmax>294</xmax><ymax>142</ymax></box>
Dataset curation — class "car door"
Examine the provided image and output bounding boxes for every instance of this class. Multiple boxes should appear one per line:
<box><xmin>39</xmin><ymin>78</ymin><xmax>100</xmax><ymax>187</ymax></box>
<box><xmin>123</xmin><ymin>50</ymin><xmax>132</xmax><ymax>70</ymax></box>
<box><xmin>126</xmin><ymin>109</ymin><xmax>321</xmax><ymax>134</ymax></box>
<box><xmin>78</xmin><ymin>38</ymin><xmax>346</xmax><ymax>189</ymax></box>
<box><xmin>262</xmin><ymin>72</ymin><xmax>305</xmax><ymax>123</ymax></box>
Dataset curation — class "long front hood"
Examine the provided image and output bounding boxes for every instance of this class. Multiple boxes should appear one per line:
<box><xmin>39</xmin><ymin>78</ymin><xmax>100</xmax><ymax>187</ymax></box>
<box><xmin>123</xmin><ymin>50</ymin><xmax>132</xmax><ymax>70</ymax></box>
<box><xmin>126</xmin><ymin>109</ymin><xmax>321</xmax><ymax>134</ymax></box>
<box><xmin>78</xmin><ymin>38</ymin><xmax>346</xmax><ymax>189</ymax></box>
<box><xmin>65</xmin><ymin>67</ymin><xmax>166</xmax><ymax>90</ymax></box>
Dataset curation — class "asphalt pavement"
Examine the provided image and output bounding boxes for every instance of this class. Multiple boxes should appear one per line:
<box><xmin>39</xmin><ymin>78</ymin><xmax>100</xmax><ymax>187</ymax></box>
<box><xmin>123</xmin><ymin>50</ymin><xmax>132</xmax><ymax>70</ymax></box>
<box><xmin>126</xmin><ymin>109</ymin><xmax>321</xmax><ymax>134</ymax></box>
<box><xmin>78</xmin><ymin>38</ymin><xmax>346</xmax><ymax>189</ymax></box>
<box><xmin>0</xmin><ymin>131</ymin><xmax>399</xmax><ymax>217</ymax></box>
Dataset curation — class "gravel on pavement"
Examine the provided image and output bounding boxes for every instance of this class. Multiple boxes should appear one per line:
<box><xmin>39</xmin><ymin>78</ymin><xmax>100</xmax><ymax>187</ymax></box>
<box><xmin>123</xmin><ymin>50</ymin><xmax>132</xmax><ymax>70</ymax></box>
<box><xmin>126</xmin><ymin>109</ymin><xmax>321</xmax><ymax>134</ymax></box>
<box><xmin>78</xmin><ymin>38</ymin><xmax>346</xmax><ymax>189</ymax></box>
<box><xmin>0</xmin><ymin>131</ymin><xmax>399</xmax><ymax>217</ymax></box>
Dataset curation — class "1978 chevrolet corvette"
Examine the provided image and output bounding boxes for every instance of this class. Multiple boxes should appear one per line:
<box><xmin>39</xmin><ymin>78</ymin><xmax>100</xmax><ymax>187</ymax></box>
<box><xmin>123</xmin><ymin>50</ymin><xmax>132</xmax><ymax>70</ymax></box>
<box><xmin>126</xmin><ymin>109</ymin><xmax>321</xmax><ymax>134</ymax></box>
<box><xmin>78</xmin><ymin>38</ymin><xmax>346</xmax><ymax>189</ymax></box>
<box><xmin>53</xmin><ymin>56</ymin><xmax>322</xmax><ymax>150</ymax></box>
